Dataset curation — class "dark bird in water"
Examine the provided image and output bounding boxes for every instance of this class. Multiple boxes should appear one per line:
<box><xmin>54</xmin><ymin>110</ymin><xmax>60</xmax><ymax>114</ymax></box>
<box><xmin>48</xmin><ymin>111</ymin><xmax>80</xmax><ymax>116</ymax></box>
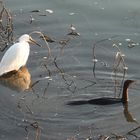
<box><xmin>67</xmin><ymin>80</ymin><xmax>135</xmax><ymax>105</ymax></box>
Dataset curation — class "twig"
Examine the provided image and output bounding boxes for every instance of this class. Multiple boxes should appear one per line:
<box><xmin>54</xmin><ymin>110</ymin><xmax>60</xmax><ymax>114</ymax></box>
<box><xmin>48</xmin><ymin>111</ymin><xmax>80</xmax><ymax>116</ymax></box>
<box><xmin>59</xmin><ymin>37</ymin><xmax>71</xmax><ymax>55</ymax></box>
<box><xmin>53</xmin><ymin>57</ymin><xmax>77</xmax><ymax>93</ymax></box>
<box><xmin>127</xmin><ymin>125</ymin><xmax>140</xmax><ymax>138</ymax></box>
<box><xmin>29</xmin><ymin>31</ymin><xmax>51</xmax><ymax>63</ymax></box>
<box><xmin>25</xmin><ymin>121</ymin><xmax>42</xmax><ymax>140</ymax></box>
<box><xmin>43</xmin><ymin>64</ymin><xmax>52</xmax><ymax>78</ymax></box>
<box><xmin>92</xmin><ymin>35</ymin><xmax>119</xmax><ymax>78</ymax></box>
<box><xmin>112</xmin><ymin>44</ymin><xmax>128</xmax><ymax>97</ymax></box>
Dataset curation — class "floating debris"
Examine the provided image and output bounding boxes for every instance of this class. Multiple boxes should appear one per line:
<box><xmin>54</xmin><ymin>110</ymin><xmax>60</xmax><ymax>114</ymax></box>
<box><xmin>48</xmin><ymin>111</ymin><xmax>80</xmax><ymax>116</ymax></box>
<box><xmin>69</xmin><ymin>12</ymin><xmax>75</xmax><ymax>16</ymax></box>
<box><xmin>125</xmin><ymin>38</ymin><xmax>139</xmax><ymax>48</ymax></box>
<box><xmin>71</xmin><ymin>25</ymin><xmax>76</xmax><ymax>31</ymax></box>
<box><xmin>40</xmin><ymin>34</ymin><xmax>55</xmax><ymax>43</ymax></box>
<box><xmin>30</xmin><ymin>10</ymin><xmax>40</xmax><ymax>13</ymax></box>
<box><xmin>45</xmin><ymin>9</ymin><xmax>54</xmax><ymax>14</ymax></box>
<box><xmin>43</xmin><ymin>56</ymin><xmax>47</xmax><ymax>59</ymax></box>
<box><xmin>39</xmin><ymin>9</ymin><xmax>54</xmax><ymax>16</ymax></box>
<box><xmin>68</xmin><ymin>31</ymin><xmax>80</xmax><ymax>36</ymax></box>
<box><xmin>125</xmin><ymin>38</ymin><xmax>131</xmax><ymax>42</ymax></box>
<box><xmin>67</xmin><ymin>24</ymin><xmax>80</xmax><ymax>36</ymax></box>
<box><xmin>128</xmin><ymin>42</ymin><xmax>139</xmax><ymax>48</ymax></box>
<box><xmin>118</xmin><ymin>42</ymin><xmax>122</xmax><ymax>46</ymax></box>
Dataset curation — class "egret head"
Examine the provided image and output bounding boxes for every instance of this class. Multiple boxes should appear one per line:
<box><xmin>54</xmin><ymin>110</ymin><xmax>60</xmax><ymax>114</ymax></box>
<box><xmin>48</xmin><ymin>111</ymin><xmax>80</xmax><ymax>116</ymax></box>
<box><xmin>18</xmin><ymin>34</ymin><xmax>41</xmax><ymax>47</ymax></box>
<box><xmin>18</xmin><ymin>34</ymin><xmax>30</xmax><ymax>42</ymax></box>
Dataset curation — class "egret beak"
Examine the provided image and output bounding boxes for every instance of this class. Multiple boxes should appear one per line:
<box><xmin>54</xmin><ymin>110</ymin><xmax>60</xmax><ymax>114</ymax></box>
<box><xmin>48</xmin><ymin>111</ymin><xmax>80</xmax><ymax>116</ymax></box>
<box><xmin>29</xmin><ymin>37</ymin><xmax>42</xmax><ymax>47</ymax></box>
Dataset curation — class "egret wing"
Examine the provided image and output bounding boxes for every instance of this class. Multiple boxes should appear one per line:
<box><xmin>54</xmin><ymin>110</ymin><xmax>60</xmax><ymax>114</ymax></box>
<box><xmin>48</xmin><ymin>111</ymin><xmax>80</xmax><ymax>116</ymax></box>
<box><xmin>0</xmin><ymin>43</ymin><xmax>24</xmax><ymax>75</ymax></box>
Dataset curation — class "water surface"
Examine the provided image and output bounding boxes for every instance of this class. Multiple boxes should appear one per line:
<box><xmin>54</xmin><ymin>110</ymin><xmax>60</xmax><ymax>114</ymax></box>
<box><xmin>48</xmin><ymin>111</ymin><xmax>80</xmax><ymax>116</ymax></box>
<box><xmin>1</xmin><ymin>0</ymin><xmax>140</xmax><ymax>139</ymax></box>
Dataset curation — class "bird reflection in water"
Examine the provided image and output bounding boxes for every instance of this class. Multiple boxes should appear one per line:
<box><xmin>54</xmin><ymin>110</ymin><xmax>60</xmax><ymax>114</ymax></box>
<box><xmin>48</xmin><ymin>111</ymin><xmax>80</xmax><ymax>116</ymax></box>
<box><xmin>0</xmin><ymin>66</ymin><xmax>31</xmax><ymax>92</ymax></box>
<box><xmin>67</xmin><ymin>80</ymin><xmax>137</xmax><ymax>123</ymax></box>
<box><xmin>123</xmin><ymin>103</ymin><xmax>137</xmax><ymax>123</ymax></box>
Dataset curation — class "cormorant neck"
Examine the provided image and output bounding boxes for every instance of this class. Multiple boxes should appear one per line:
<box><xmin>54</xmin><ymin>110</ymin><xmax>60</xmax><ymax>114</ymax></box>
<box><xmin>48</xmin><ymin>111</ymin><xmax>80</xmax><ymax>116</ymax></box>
<box><xmin>122</xmin><ymin>82</ymin><xmax>129</xmax><ymax>103</ymax></box>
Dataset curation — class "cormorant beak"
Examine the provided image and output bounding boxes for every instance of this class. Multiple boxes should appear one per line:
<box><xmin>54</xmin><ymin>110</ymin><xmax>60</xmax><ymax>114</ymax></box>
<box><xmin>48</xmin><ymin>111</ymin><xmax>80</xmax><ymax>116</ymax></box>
<box><xmin>130</xmin><ymin>80</ymin><xmax>137</xmax><ymax>86</ymax></box>
<box><xmin>29</xmin><ymin>37</ymin><xmax>42</xmax><ymax>47</ymax></box>
<box><xmin>133</xmin><ymin>80</ymin><xmax>137</xmax><ymax>84</ymax></box>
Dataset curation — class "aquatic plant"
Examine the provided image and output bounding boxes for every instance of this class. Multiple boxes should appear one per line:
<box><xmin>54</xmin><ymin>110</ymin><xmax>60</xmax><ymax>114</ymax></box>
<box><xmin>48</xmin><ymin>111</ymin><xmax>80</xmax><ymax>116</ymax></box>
<box><xmin>0</xmin><ymin>2</ymin><xmax>13</xmax><ymax>51</ymax></box>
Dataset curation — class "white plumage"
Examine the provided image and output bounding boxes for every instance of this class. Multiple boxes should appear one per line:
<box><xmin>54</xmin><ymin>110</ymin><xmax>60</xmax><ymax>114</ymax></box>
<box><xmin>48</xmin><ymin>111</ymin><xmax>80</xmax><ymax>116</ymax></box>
<box><xmin>0</xmin><ymin>34</ymin><xmax>37</xmax><ymax>76</ymax></box>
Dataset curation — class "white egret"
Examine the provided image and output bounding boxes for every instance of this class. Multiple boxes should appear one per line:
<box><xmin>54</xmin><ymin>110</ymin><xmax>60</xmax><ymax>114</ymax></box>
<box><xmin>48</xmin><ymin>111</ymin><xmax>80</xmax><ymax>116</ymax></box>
<box><xmin>0</xmin><ymin>34</ymin><xmax>40</xmax><ymax>76</ymax></box>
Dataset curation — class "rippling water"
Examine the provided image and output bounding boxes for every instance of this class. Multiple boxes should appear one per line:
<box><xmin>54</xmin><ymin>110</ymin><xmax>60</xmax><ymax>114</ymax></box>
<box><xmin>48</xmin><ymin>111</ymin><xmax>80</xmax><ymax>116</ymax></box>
<box><xmin>0</xmin><ymin>0</ymin><xmax>140</xmax><ymax>139</ymax></box>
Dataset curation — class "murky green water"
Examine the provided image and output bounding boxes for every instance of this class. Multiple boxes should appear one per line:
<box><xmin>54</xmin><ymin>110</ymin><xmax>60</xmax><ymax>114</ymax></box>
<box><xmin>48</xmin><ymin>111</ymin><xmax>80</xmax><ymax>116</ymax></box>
<box><xmin>0</xmin><ymin>0</ymin><xmax>140</xmax><ymax>139</ymax></box>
